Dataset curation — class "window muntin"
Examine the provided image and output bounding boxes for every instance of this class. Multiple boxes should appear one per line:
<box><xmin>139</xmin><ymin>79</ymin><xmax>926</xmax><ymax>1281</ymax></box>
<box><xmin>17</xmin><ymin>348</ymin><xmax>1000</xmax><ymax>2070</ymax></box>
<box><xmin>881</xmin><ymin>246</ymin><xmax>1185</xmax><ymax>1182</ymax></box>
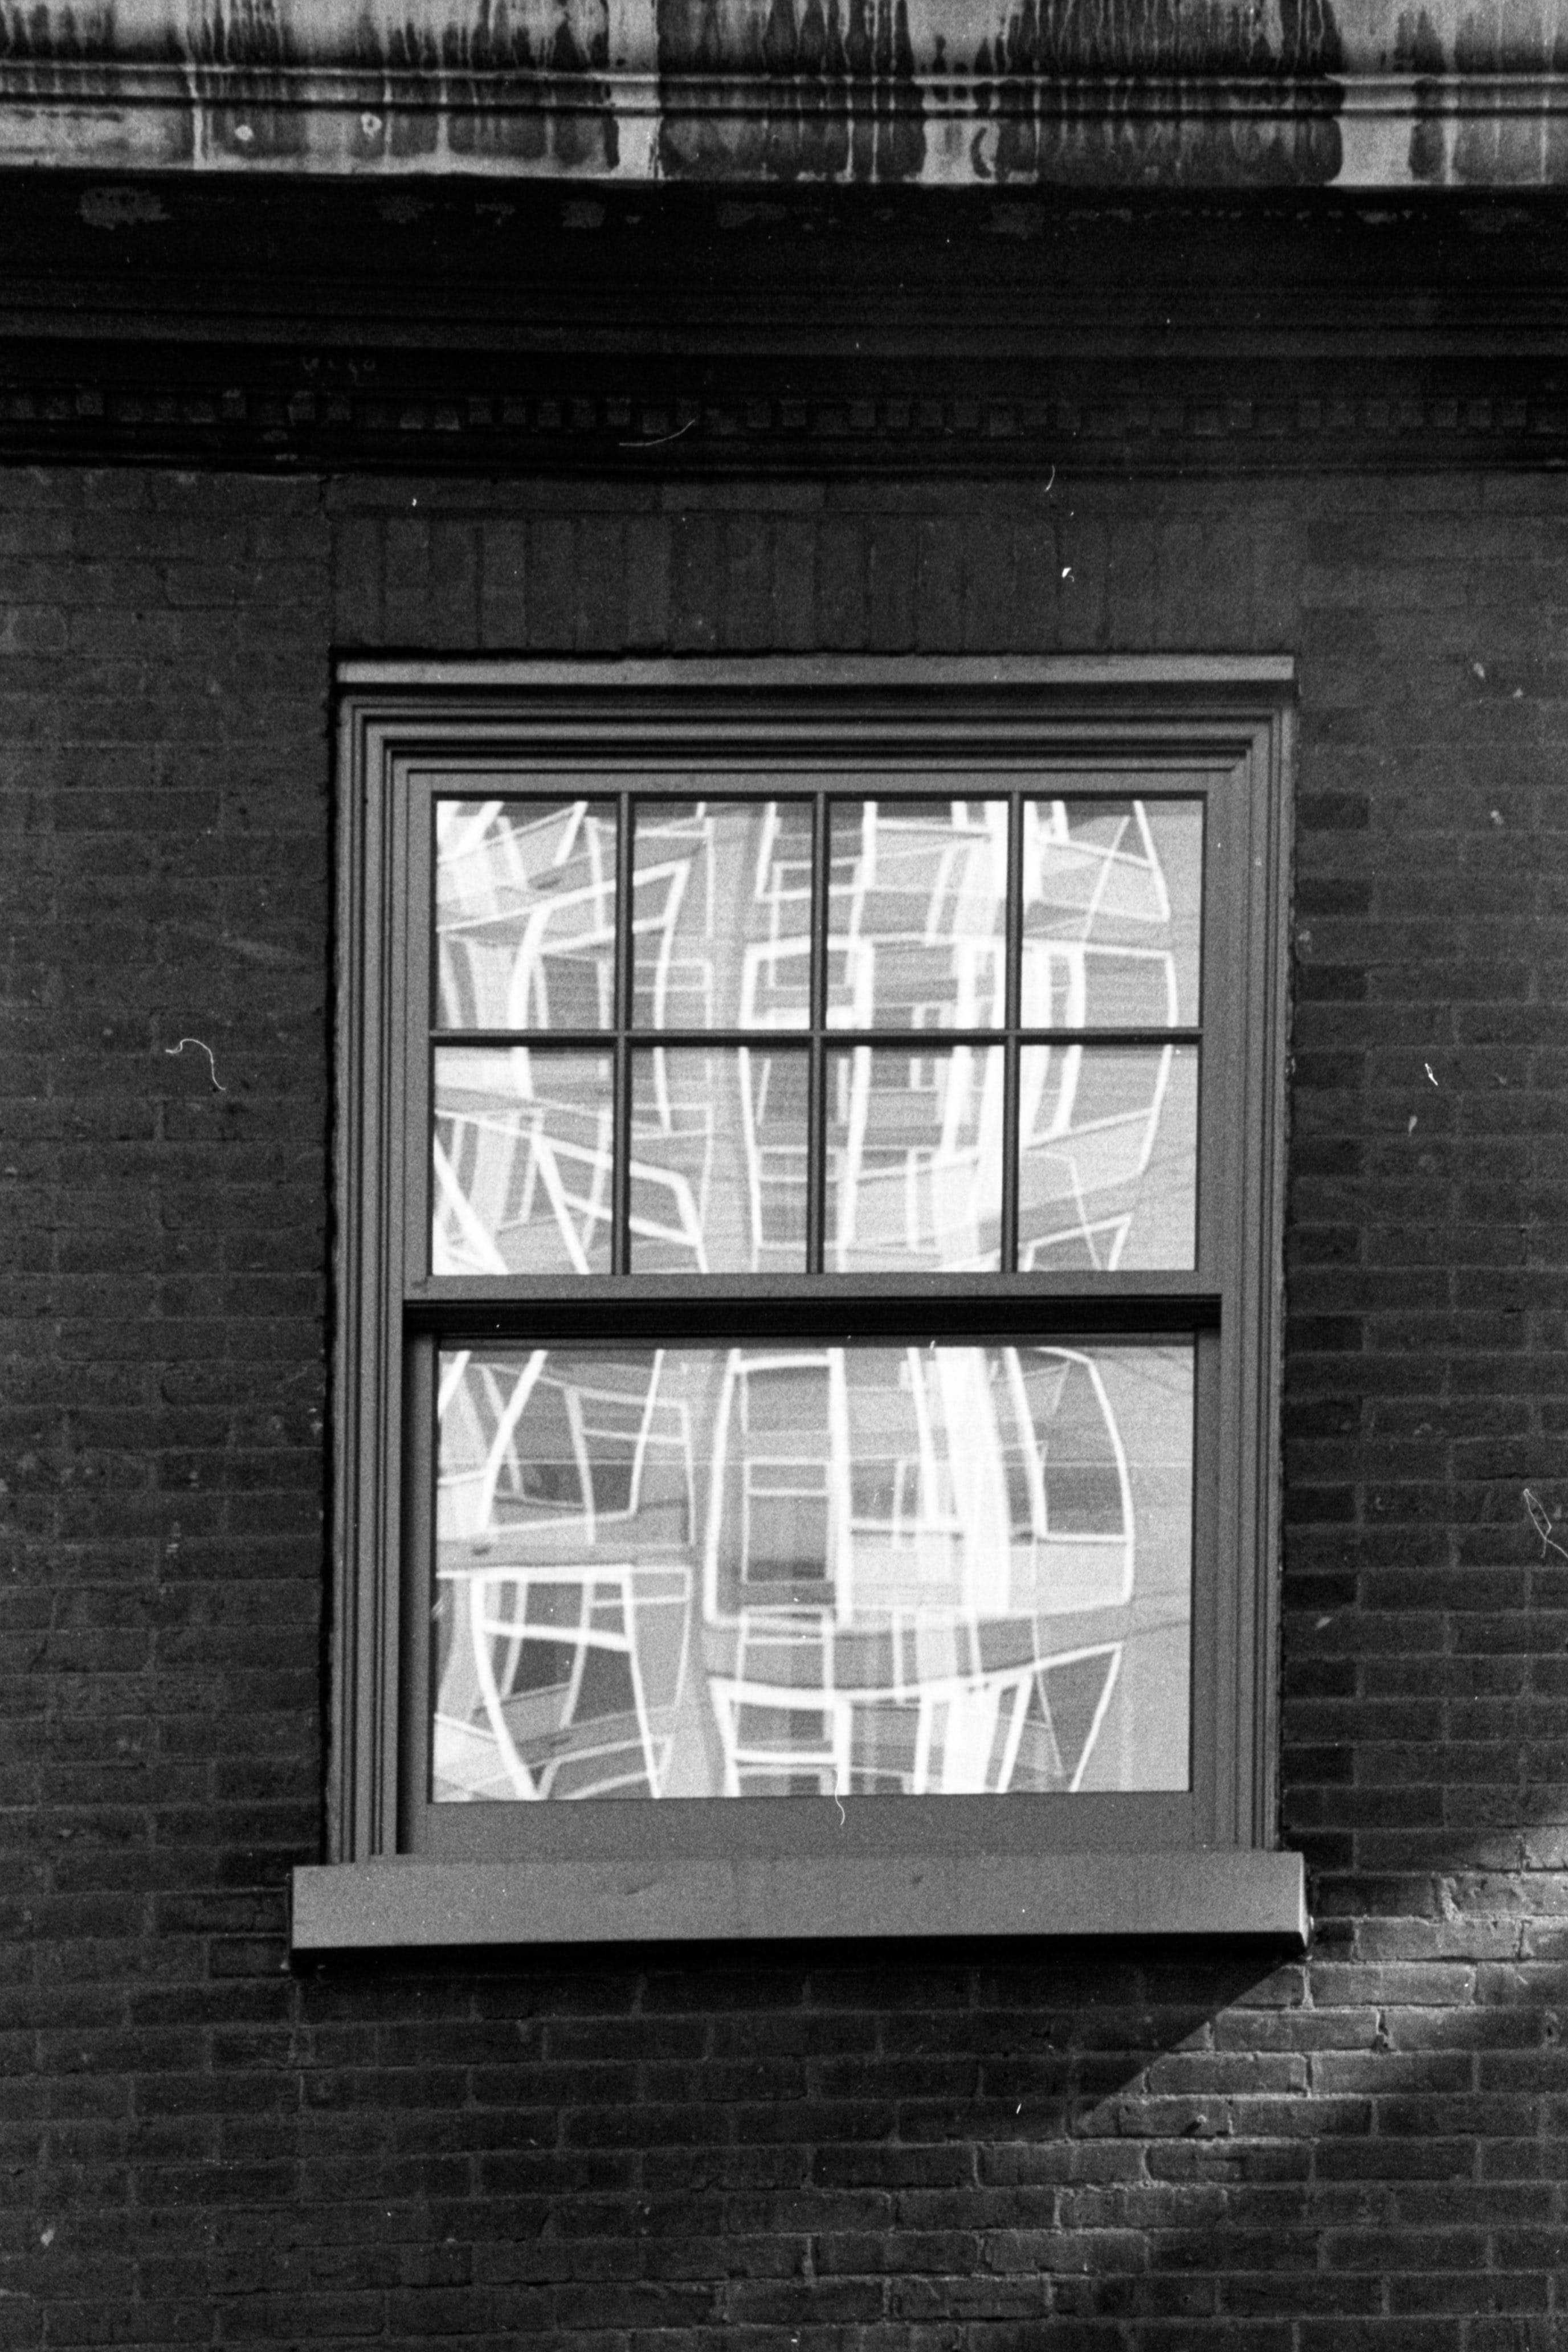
<box><xmin>332</xmin><ymin>665</ymin><xmax>1290</xmax><ymax>1895</ymax></box>
<box><xmin>427</xmin><ymin>785</ymin><xmax>1204</xmax><ymax>1281</ymax></box>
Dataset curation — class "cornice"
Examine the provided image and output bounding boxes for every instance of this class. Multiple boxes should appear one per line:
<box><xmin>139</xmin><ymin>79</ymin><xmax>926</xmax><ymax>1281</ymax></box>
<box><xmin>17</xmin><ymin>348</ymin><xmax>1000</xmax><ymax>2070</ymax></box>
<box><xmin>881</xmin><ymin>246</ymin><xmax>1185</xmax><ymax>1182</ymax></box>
<box><xmin>2</xmin><ymin>1</ymin><xmax>1568</xmax><ymax>187</ymax></box>
<box><xmin>3</xmin><ymin>67</ymin><xmax>1568</xmax><ymax>191</ymax></box>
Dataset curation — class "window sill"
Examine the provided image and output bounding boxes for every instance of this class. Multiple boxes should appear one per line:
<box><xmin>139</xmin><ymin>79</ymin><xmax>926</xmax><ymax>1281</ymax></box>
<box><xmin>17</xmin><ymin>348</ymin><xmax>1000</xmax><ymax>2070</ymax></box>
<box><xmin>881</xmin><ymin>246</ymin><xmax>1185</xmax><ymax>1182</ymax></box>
<box><xmin>292</xmin><ymin>1849</ymin><xmax>1306</xmax><ymax>1951</ymax></box>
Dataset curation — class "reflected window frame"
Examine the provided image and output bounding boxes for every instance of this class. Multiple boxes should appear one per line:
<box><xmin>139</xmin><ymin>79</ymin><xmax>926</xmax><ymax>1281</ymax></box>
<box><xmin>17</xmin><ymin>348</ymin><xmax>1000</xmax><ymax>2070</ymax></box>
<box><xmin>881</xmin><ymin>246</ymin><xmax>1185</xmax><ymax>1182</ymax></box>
<box><xmin>314</xmin><ymin>658</ymin><xmax>1296</xmax><ymax>1947</ymax></box>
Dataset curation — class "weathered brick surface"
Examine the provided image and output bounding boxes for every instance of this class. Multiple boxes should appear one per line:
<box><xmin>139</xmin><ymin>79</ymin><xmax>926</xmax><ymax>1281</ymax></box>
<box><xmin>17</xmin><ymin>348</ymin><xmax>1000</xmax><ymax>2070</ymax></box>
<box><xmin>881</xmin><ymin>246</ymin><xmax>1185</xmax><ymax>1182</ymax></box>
<box><xmin>3</xmin><ymin>464</ymin><xmax>1567</xmax><ymax>2343</ymax></box>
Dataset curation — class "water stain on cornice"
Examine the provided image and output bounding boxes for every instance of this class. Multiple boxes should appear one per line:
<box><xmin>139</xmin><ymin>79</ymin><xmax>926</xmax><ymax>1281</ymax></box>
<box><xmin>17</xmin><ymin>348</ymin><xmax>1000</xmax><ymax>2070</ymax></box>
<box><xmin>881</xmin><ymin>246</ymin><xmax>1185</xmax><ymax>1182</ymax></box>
<box><xmin>3</xmin><ymin>0</ymin><xmax>1568</xmax><ymax>183</ymax></box>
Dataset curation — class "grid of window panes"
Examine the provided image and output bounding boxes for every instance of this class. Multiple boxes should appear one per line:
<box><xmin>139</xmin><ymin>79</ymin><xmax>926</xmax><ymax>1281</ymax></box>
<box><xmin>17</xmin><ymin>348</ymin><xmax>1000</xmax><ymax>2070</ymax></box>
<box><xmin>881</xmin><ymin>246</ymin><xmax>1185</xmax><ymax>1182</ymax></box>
<box><xmin>424</xmin><ymin>785</ymin><xmax>1205</xmax><ymax>1808</ymax></box>
<box><xmin>430</xmin><ymin>789</ymin><xmax>1202</xmax><ymax>1280</ymax></box>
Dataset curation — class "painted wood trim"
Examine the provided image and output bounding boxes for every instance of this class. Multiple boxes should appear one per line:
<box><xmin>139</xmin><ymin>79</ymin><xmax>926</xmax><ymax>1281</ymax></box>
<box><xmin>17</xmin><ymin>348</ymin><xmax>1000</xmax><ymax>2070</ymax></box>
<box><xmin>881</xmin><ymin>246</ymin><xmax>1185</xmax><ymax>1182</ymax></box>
<box><xmin>329</xmin><ymin>658</ymin><xmax>1295</xmax><ymax>1912</ymax></box>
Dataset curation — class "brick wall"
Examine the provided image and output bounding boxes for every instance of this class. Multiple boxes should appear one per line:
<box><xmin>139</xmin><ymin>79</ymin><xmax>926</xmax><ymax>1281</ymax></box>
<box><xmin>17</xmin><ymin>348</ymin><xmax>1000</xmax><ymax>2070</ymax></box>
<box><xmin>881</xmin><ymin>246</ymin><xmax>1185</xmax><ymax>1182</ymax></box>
<box><xmin>4</xmin><ymin>464</ymin><xmax>1567</xmax><ymax>2345</ymax></box>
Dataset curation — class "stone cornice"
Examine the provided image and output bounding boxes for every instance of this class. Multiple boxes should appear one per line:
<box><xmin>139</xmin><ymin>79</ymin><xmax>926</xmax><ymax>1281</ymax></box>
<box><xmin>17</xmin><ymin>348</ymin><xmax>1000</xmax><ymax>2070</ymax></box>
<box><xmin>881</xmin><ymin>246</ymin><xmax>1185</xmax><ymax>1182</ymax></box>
<box><xmin>2</xmin><ymin>1</ymin><xmax>1568</xmax><ymax>187</ymax></box>
<box><xmin>0</xmin><ymin>0</ymin><xmax>1557</xmax><ymax>82</ymax></box>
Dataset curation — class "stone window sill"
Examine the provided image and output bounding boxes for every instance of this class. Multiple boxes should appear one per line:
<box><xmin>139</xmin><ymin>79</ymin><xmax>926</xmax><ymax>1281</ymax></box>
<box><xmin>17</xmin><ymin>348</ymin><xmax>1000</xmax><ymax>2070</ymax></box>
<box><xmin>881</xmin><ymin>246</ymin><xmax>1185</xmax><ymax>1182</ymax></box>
<box><xmin>292</xmin><ymin>1849</ymin><xmax>1306</xmax><ymax>1951</ymax></box>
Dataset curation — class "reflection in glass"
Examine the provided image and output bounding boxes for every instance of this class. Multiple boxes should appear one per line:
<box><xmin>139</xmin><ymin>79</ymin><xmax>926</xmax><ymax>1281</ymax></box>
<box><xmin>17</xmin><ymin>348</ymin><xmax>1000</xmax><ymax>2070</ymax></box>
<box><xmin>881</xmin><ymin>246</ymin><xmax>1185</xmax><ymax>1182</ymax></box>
<box><xmin>827</xmin><ymin>801</ymin><xmax>1008</xmax><ymax>1030</ymax></box>
<box><xmin>826</xmin><ymin>1046</ymin><xmax>1004</xmax><ymax>1272</ymax></box>
<box><xmin>436</xmin><ymin>798</ymin><xmax>618</xmax><ymax>1030</ymax></box>
<box><xmin>432</xmin><ymin>1342</ymin><xmax>1192</xmax><ymax>1802</ymax></box>
<box><xmin>434</xmin><ymin>1349</ymin><xmax>695</xmax><ymax>1800</ymax></box>
<box><xmin>1022</xmin><ymin>798</ymin><xmax>1202</xmax><ymax>1028</ymax></box>
<box><xmin>631</xmin><ymin>799</ymin><xmax>815</xmax><ymax>1031</ymax></box>
<box><xmin>1018</xmin><ymin>1045</ymin><xmax>1197</xmax><ymax>1271</ymax></box>
<box><xmin>630</xmin><ymin>1047</ymin><xmax>807</xmax><ymax>1273</ymax></box>
<box><xmin>432</xmin><ymin>1047</ymin><xmax>613</xmax><ymax>1275</ymax></box>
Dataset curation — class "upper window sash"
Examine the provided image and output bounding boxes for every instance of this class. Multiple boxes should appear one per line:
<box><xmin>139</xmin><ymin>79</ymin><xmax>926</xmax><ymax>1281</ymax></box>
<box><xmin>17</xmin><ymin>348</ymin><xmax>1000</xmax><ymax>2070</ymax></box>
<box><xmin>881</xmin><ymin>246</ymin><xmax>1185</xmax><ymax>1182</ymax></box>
<box><xmin>386</xmin><ymin>756</ymin><xmax>1248</xmax><ymax>1310</ymax></box>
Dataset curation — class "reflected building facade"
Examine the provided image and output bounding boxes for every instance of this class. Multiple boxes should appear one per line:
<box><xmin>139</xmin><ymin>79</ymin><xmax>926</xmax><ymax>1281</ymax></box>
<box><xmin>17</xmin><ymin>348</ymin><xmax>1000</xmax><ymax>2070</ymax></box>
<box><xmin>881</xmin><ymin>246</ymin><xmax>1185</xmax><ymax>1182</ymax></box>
<box><xmin>433</xmin><ymin>1342</ymin><xmax>1193</xmax><ymax>1803</ymax></box>
<box><xmin>428</xmin><ymin>788</ymin><xmax>1201</xmax><ymax>1806</ymax></box>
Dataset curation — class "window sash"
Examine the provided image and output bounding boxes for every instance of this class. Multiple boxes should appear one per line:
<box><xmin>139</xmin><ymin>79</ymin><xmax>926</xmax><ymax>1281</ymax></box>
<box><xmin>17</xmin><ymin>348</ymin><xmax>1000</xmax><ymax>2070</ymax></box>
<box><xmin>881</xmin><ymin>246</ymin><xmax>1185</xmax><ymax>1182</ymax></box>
<box><xmin>399</xmin><ymin>1321</ymin><xmax>1224</xmax><ymax>1859</ymax></box>
<box><xmin>398</xmin><ymin>759</ymin><xmax>1240</xmax><ymax>1304</ymax></box>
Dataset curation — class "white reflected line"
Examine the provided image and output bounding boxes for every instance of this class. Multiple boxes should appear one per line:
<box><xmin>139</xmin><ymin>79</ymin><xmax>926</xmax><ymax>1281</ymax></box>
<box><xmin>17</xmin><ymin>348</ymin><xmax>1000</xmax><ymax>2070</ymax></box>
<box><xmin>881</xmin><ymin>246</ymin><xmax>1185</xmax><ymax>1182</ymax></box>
<box><xmin>1068</xmin><ymin>1642</ymin><xmax>1121</xmax><ymax>1795</ymax></box>
<box><xmin>627</xmin><ymin>1152</ymin><xmax>709</xmax><ymax>1271</ymax></box>
<box><xmin>438</xmin><ymin>798</ymin><xmax>503</xmax><ymax>862</ymax></box>
<box><xmin>1132</xmin><ymin>801</ymin><xmax>1174</xmax><ymax>926</ymax></box>
<box><xmin>1036</xmin><ymin>1349</ymin><xmax>1135</xmax><ymax>1607</ymax></box>
<box><xmin>527</xmin><ymin>1134</ymin><xmax>595</xmax><ymax>1276</ymax></box>
<box><xmin>431</xmin><ymin>1132</ymin><xmax>509</xmax><ymax>1276</ymax></box>
<box><xmin>472</xmin><ymin>1353</ymin><xmax>548</xmax><ymax>1531</ymax></box>
<box><xmin>1078</xmin><ymin>808</ymin><xmax>1133</xmax><ymax>938</ymax></box>
<box><xmin>436</xmin><ymin>1348</ymin><xmax>471</xmax><ymax>1418</ymax></box>
<box><xmin>552</xmin><ymin>801</ymin><xmax>592</xmax><ymax>871</ymax></box>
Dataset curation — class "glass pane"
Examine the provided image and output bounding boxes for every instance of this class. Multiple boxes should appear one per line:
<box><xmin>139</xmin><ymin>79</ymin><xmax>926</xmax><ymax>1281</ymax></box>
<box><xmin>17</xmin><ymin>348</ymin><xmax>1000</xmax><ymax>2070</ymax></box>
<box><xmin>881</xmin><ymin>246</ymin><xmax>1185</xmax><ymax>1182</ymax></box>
<box><xmin>431</xmin><ymin>1341</ymin><xmax>1191</xmax><ymax>1802</ymax></box>
<box><xmin>1018</xmin><ymin>1044</ymin><xmax>1197</xmax><ymax>1271</ymax></box>
<box><xmin>827</xmin><ymin>1046</ymin><xmax>1004</xmax><ymax>1272</ymax></box>
<box><xmin>827</xmin><ymin>800</ymin><xmax>1008</xmax><ymax>1031</ymax></box>
<box><xmin>436</xmin><ymin>797</ymin><xmax>617</xmax><ymax>1030</ymax></box>
<box><xmin>631</xmin><ymin>799</ymin><xmax>814</xmax><ymax>1031</ymax></box>
<box><xmin>1021</xmin><ymin>798</ymin><xmax>1202</xmax><ymax>1028</ymax></box>
<box><xmin>630</xmin><ymin>1047</ymin><xmax>807</xmax><ymax>1273</ymax></box>
<box><xmin>432</xmin><ymin>1047</ymin><xmax>612</xmax><ymax>1276</ymax></box>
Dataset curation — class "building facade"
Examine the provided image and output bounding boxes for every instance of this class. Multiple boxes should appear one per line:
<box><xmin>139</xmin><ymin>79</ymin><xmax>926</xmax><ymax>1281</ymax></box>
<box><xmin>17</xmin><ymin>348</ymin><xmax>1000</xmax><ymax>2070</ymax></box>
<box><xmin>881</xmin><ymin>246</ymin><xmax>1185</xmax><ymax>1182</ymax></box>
<box><xmin>7</xmin><ymin>2</ymin><xmax>1568</xmax><ymax>2340</ymax></box>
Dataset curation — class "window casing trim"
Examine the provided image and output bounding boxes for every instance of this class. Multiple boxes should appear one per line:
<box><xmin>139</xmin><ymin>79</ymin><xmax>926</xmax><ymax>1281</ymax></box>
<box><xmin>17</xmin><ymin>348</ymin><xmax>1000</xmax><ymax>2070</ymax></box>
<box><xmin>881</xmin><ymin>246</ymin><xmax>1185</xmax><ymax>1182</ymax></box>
<box><xmin>319</xmin><ymin>656</ymin><xmax>1294</xmax><ymax>1939</ymax></box>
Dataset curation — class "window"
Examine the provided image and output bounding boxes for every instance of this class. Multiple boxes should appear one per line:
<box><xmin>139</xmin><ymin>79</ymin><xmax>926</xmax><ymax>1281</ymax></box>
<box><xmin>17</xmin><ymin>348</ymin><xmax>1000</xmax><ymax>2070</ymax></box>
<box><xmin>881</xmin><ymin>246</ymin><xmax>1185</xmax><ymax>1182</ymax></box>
<box><xmin>296</xmin><ymin>658</ymin><xmax>1303</xmax><ymax>1948</ymax></box>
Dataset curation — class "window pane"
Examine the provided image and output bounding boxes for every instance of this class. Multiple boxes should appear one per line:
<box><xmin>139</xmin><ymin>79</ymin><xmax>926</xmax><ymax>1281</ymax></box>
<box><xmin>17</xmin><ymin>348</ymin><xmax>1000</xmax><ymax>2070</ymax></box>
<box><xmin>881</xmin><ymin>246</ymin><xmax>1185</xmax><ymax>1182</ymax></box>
<box><xmin>1021</xmin><ymin>798</ymin><xmax>1202</xmax><ymax>1028</ymax></box>
<box><xmin>432</xmin><ymin>1047</ymin><xmax>613</xmax><ymax>1275</ymax></box>
<box><xmin>631</xmin><ymin>799</ymin><xmax>814</xmax><ymax>1031</ymax></box>
<box><xmin>827</xmin><ymin>1045</ymin><xmax>1004</xmax><ymax>1272</ymax></box>
<box><xmin>827</xmin><ymin>801</ymin><xmax>1008</xmax><ymax>1031</ymax></box>
<box><xmin>1018</xmin><ymin>1044</ymin><xmax>1197</xmax><ymax>1271</ymax></box>
<box><xmin>436</xmin><ymin>797</ymin><xmax>617</xmax><ymax>1030</ymax></box>
<box><xmin>431</xmin><ymin>1341</ymin><xmax>1191</xmax><ymax>1802</ymax></box>
<box><xmin>630</xmin><ymin>1047</ymin><xmax>808</xmax><ymax>1273</ymax></box>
